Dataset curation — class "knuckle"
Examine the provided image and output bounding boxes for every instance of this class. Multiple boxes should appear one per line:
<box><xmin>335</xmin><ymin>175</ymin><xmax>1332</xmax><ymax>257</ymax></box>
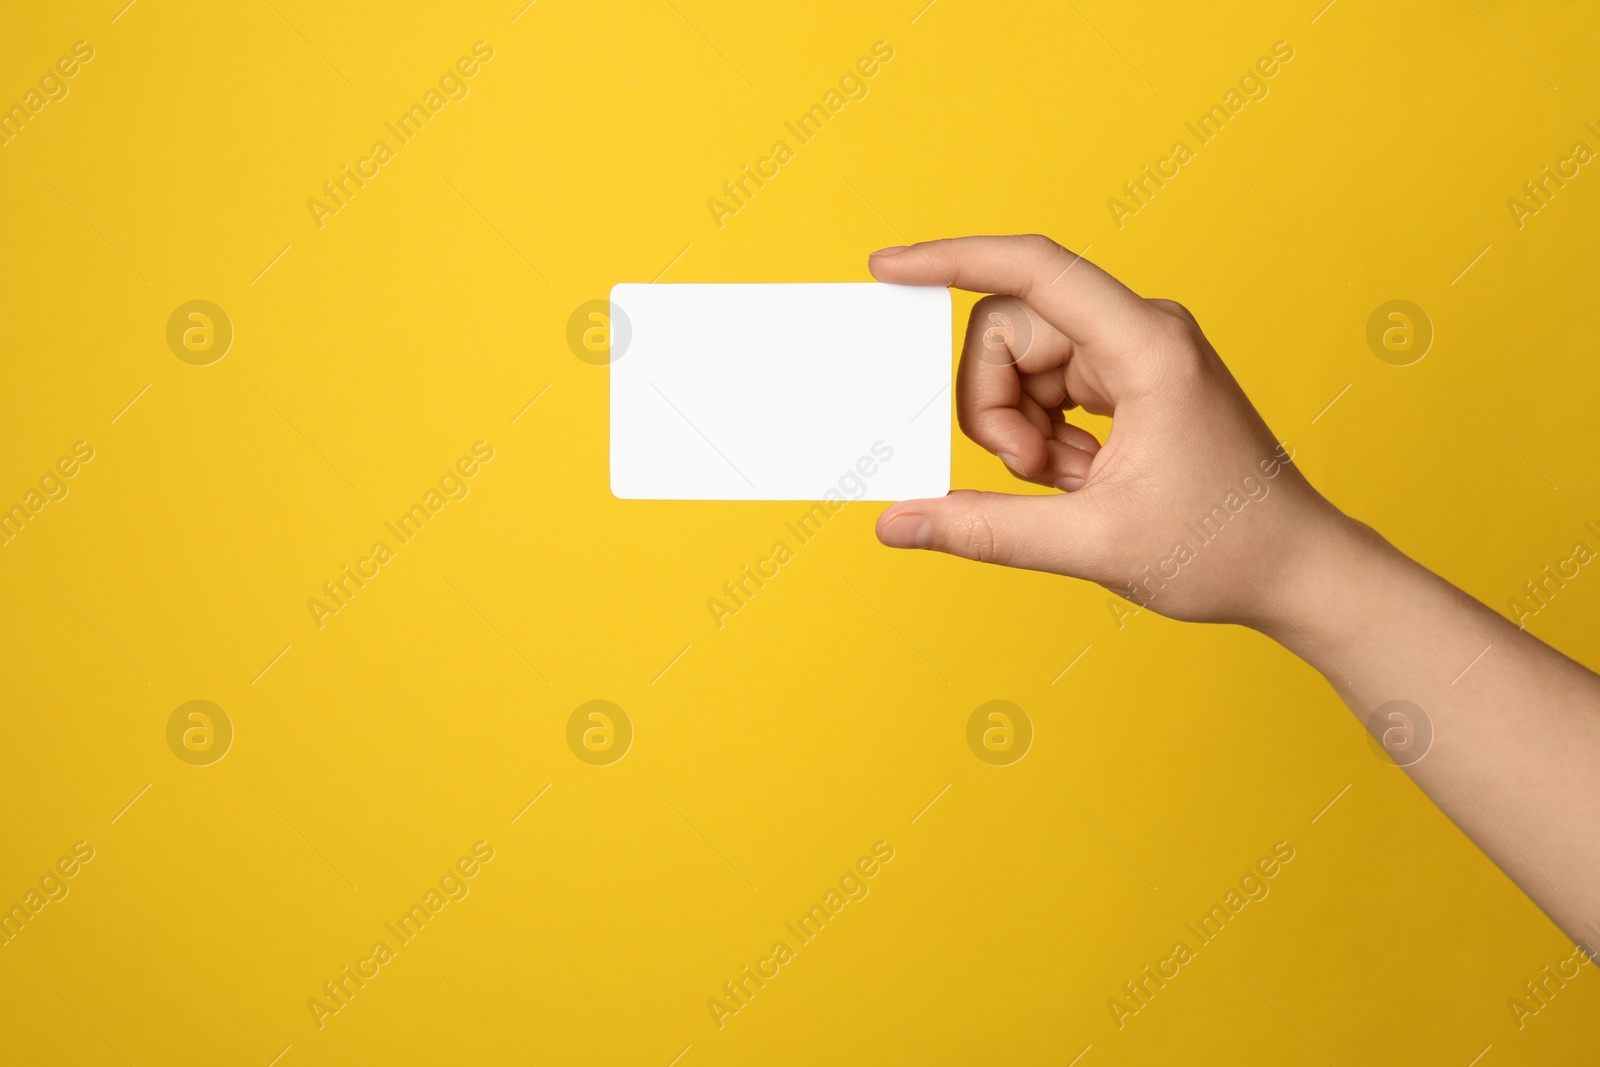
<box><xmin>952</xmin><ymin>504</ymin><xmax>1004</xmax><ymax>564</ymax></box>
<box><xmin>1125</xmin><ymin>305</ymin><xmax>1211</xmax><ymax>391</ymax></box>
<box><xmin>1020</xmin><ymin>232</ymin><xmax>1063</xmax><ymax>257</ymax></box>
<box><xmin>1017</xmin><ymin>234</ymin><xmax>1077</xmax><ymax>298</ymax></box>
<box><xmin>1020</xmin><ymin>233</ymin><xmax>1070</xmax><ymax>274</ymax></box>
<box><xmin>1148</xmin><ymin>298</ymin><xmax>1199</xmax><ymax>328</ymax></box>
<box><xmin>1152</xmin><ymin>306</ymin><xmax>1201</xmax><ymax>351</ymax></box>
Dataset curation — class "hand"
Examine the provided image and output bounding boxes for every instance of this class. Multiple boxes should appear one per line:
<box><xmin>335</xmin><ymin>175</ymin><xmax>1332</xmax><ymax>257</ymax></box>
<box><xmin>869</xmin><ymin>236</ymin><xmax>1600</xmax><ymax>950</ymax></box>
<box><xmin>870</xmin><ymin>234</ymin><xmax>1351</xmax><ymax>628</ymax></box>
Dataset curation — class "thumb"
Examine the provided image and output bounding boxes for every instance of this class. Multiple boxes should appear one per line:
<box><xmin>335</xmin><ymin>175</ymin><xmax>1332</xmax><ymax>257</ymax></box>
<box><xmin>875</xmin><ymin>490</ymin><xmax>1094</xmax><ymax>574</ymax></box>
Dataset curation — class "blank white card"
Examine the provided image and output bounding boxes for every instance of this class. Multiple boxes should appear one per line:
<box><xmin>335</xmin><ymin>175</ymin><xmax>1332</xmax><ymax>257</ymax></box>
<box><xmin>609</xmin><ymin>283</ymin><xmax>951</xmax><ymax>501</ymax></box>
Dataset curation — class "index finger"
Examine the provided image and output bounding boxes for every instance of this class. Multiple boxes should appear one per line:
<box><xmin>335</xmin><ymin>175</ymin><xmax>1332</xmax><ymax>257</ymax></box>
<box><xmin>868</xmin><ymin>234</ymin><xmax>1152</xmax><ymax>346</ymax></box>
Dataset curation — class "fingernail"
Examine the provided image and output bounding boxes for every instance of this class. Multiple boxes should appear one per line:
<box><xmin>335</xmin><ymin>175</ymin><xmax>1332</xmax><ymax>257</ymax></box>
<box><xmin>1057</xmin><ymin>475</ymin><xmax>1086</xmax><ymax>492</ymax></box>
<box><xmin>880</xmin><ymin>513</ymin><xmax>932</xmax><ymax>549</ymax></box>
<box><xmin>871</xmin><ymin>245</ymin><xmax>909</xmax><ymax>256</ymax></box>
<box><xmin>1000</xmin><ymin>453</ymin><xmax>1024</xmax><ymax>474</ymax></box>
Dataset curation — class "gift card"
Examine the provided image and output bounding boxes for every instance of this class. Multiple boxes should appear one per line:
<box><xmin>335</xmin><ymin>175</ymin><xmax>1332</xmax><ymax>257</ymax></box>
<box><xmin>609</xmin><ymin>282</ymin><xmax>951</xmax><ymax>501</ymax></box>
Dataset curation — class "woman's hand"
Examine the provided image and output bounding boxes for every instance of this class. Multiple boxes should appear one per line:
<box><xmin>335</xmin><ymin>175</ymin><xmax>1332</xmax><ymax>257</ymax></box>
<box><xmin>870</xmin><ymin>234</ymin><xmax>1348</xmax><ymax>628</ymax></box>
<box><xmin>872</xmin><ymin>234</ymin><xmax>1600</xmax><ymax>952</ymax></box>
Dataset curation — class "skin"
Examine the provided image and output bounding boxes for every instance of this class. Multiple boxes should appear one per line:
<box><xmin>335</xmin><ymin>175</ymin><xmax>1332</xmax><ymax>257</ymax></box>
<box><xmin>869</xmin><ymin>234</ymin><xmax>1600</xmax><ymax>950</ymax></box>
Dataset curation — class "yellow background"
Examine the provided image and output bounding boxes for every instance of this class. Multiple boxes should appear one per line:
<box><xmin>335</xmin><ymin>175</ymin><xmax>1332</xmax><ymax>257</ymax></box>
<box><xmin>3</xmin><ymin>0</ymin><xmax>1598</xmax><ymax>1063</ymax></box>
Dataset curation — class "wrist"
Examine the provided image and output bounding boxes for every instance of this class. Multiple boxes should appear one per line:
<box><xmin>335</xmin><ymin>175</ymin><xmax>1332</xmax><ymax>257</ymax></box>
<box><xmin>1246</xmin><ymin>507</ymin><xmax>1413</xmax><ymax>663</ymax></box>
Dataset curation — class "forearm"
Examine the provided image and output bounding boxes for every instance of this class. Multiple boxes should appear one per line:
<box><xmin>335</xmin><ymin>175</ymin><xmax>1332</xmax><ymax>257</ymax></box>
<box><xmin>863</xmin><ymin>233</ymin><xmax>1599</xmax><ymax>944</ymax></box>
<box><xmin>1258</xmin><ymin>514</ymin><xmax>1600</xmax><ymax>947</ymax></box>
